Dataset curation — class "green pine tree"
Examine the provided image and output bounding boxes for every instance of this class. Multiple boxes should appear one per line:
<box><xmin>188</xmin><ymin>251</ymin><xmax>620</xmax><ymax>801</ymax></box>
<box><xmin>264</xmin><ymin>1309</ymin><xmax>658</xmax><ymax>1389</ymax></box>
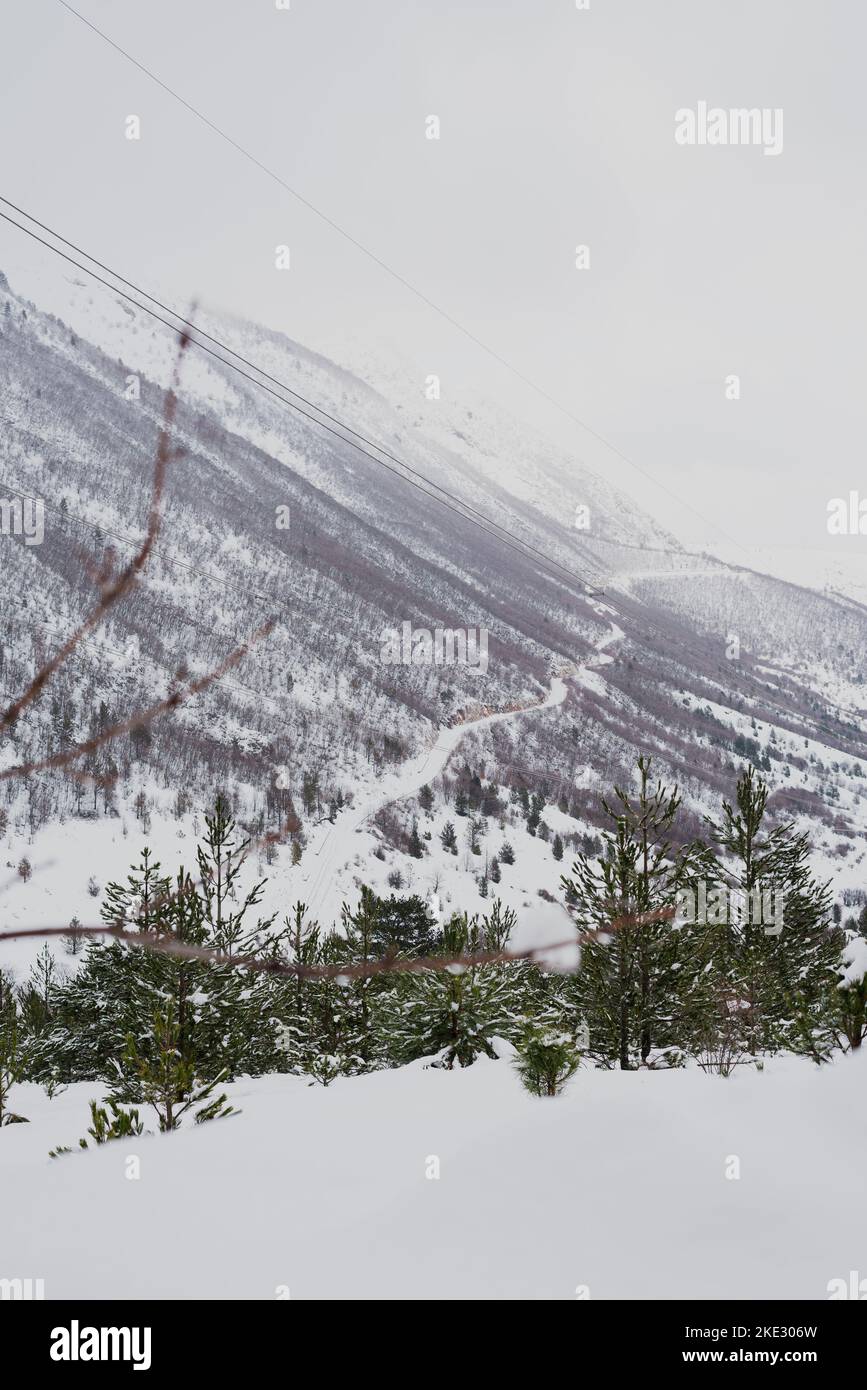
<box><xmin>110</xmin><ymin>998</ymin><xmax>236</xmax><ymax>1132</ymax></box>
<box><xmin>197</xmin><ymin>794</ymin><xmax>275</xmax><ymax>955</ymax></box>
<box><xmin>31</xmin><ymin>803</ymin><xmax>286</xmax><ymax>1088</ymax></box>
<box><xmin>376</xmin><ymin>903</ymin><xmax>529</xmax><ymax>1069</ymax></box>
<box><xmin>273</xmin><ymin>901</ymin><xmax>323</xmax><ymax>1074</ymax></box>
<box><xmin>304</xmin><ymin>930</ymin><xmax>368</xmax><ymax>1084</ymax></box>
<box><xmin>0</xmin><ymin>969</ymin><xmax>26</xmax><ymax>1126</ymax></box>
<box><xmin>514</xmin><ymin>1027</ymin><xmax>581</xmax><ymax>1096</ymax></box>
<box><xmin>831</xmin><ymin>972</ymin><xmax>867</xmax><ymax>1052</ymax></box>
<box><xmin>705</xmin><ymin>766</ymin><xmax>845</xmax><ymax>1056</ymax></box>
<box><xmin>561</xmin><ymin>756</ymin><xmax>715</xmax><ymax>1069</ymax></box>
<box><xmin>341</xmin><ymin>887</ymin><xmax>380</xmax><ymax>1069</ymax></box>
<box><xmin>440</xmin><ymin>820</ymin><xmax>458</xmax><ymax>854</ymax></box>
<box><xmin>408</xmin><ymin>819</ymin><xmax>424</xmax><ymax>859</ymax></box>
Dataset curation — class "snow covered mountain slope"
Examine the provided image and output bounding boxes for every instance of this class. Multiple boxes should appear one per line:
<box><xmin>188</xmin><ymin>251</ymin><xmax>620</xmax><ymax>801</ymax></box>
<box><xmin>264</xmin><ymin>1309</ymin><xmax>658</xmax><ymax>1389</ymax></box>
<box><xmin>1</xmin><ymin>258</ymin><xmax>867</xmax><ymax>948</ymax></box>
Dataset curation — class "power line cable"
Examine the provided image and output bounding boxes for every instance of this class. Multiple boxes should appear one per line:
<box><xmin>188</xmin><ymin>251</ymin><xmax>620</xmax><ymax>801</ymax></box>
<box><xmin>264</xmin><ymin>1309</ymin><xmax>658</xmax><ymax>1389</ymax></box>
<box><xmin>0</xmin><ymin>203</ymin><xmax>597</xmax><ymax>594</ymax></box>
<box><xmin>53</xmin><ymin>0</ymin><xmax>750</xmax><ymax>560</ymax></box>
<box><xmin>0</xmin><ymin>194</ymin><xmax>590</xmax><ymax>590</ymax></box>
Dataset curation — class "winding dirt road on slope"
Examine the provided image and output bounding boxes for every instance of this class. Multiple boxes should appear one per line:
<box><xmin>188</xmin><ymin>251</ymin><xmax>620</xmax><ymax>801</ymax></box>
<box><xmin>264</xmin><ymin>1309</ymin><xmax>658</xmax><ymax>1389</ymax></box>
<box><xmin>301</xmin><ymin>604</ymin><xmax>623</xmax><ymax>926</ymax></box>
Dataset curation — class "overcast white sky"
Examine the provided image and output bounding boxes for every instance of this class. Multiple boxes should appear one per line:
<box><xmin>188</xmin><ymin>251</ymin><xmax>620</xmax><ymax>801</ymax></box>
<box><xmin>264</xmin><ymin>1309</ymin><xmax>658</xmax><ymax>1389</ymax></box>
<box><xmin>1</xmin><ymin>0</ymin><xmax>865</xmax><ymax>558</ymax></box>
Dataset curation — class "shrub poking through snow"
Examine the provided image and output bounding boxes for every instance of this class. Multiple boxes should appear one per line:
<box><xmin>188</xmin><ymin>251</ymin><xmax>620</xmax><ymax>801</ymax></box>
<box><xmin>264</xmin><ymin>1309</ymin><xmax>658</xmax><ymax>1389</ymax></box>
<box><xmin>514</xmin><ymin>1029</ymin><xmax>581</xmax><ymax>1097</ymax></box>
<box><xmin>50</xmin><ymin>1098</ymin><xmax>145</xmax><ymax>1157</ymax></box>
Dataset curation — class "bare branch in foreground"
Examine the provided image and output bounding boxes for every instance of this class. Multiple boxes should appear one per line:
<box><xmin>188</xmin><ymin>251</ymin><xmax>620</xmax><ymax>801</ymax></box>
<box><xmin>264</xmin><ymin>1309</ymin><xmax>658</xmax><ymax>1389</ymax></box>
<box><xmin>0</xmin><ymin>906</ymin><xmax>676</xmax><ymax>981</ymax></box>
<box><xmin>0</xmin><ymin>619</ymin><xmax>275</xmax><ymax>784</ymax></box>
<box><xmin>0</xmin><ymin>325</ymin><xmax>192</xmax><ymax>734</ymax></box>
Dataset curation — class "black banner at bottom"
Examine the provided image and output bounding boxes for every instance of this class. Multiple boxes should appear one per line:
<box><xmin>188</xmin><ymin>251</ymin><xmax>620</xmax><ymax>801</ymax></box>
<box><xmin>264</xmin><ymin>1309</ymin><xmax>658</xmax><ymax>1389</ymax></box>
<box><xmin>6</xmin><ymin>1298</ymin><xmax>863</xmax><ymax>1374</ymax></box>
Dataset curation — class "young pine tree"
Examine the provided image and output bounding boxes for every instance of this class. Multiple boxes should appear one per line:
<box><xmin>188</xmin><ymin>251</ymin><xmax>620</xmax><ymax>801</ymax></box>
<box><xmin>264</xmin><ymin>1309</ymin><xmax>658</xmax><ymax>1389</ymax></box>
<box><xmin>831</xmin><ymin>972</ymin><xmax>867</xmax><ymax>1053</ymax></box>
<box><xmin>561</xmin><ymin>756</ymin><xmax>715</xmax><ymax>1069</ymax></box>
<box><xmin>196</xmin><ymin>794</ymin><xmax>276</xmax><ymax>955</ymax></box>
<box><xmin>34</xmin><ymin>808</ymin><xmax>284</xmax><ymax>1087</ymax></box>
<box><xmin>377</xmin><ymin>903</ymin><xmax>528</xmax><ymax>1069</ymax></box>
<box><xmin>365</xmin><ymin>892</ymin><xmax>439</xmax><ymax>957</ymax></box>
<box><xmin>303</xmin><ymin>931</ymin><xmax>368</xmax><ymax>1084</ymax></box>
<box><xmin>440</xmin><ymin>821</ymin><xmax>458</xmax><ymax>854</ymax></box>
<box><xmin>514</xmin><ymin>1028</ymin><xmax>581</xmax><ymax>1097</ymax></box>
<box><xmin>408</xmin><ymin>819</ymin><xmax>424</xmax><ymax>859</ymax></box>
<box><xmin>341</xmin><ymin>887</ymin><xmax>380</xmax><ymax>1070</ymax></box>
<box><xmin>0</xmin><ymin>969</ymin><xmax>25</xmax><ymax>1126</ymax></box>
<box><xmin>273</xmin><ymin>901</ymin><xmax>323</xmax><ymax>1074</ymax></box>
<box><xmin>110</xmin><ymin>999</ymin><xmax>236</xmax><ymax>1132</ymax></box>
<box><xmin>705</xmin><ymin>766</ymin><xmax>845</xmax><ymax>1057</ymax></box>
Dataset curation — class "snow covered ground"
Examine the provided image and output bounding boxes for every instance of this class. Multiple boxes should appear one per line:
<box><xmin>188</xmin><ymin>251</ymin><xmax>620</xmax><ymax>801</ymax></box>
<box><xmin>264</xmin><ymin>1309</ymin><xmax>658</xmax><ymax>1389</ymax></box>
<box><xmin>2</xmin><ymin>1047</ymin><xmax>863</xmax><ymax>1300</ymax></box>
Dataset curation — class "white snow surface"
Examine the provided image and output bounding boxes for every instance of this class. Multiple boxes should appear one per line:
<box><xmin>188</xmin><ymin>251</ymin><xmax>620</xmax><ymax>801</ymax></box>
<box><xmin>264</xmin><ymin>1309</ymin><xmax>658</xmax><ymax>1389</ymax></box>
<box><xmin>3</xmin><ymin>1048</ymin><xmax>864</xmax><ymax>1300</ymax></box>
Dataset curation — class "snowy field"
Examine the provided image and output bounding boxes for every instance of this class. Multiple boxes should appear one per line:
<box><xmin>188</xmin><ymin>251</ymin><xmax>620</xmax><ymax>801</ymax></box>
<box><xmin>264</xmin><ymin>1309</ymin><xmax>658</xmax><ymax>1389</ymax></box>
<box><xmin>2</xmin><ymin>1047</ymin><xmax>863</xmax><ymax>1301</ymax></box>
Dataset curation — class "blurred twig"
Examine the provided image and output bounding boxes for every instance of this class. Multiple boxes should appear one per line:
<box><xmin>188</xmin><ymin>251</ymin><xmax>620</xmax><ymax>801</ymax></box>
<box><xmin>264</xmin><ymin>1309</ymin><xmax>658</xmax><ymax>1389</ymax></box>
<box><xmin>0</xmin><ymin>905</ymin><xmax>675</xmax><ymax>980</ymax></box>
